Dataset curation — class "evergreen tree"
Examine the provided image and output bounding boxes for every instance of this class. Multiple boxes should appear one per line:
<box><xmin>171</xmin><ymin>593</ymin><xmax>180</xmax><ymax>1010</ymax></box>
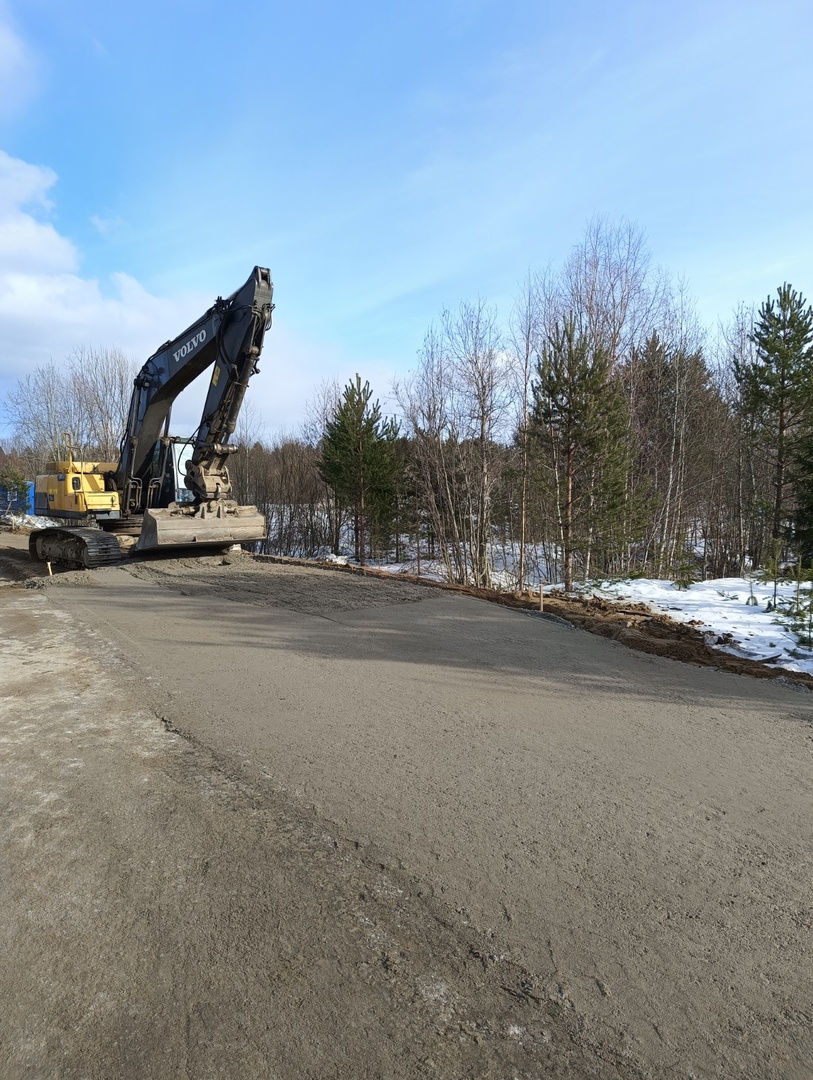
<box><xmin>318</xmin><ymin>375</ymin><xmax>400</xmax><ymax>564</ymax></box>
<box><xmin>623</xmin><ymin>332</ymin><xmax>721</xmax><ymax>575</ymax></box>
<box><xmin>737</xmin><ymin>284</ymin><xmax>813</xmax><ymax>543</ymax></box>
<box><xmin>531</xmin><ymin>314</ymin><xmax>632</xmax><ymax>591</ymax></box>
<box><xmin>0</xmin><ymin>462</ymin><xmax>29</xmax><ymax>511</ymax></box>
<box><xmin>791</xmin><ymin>432</ymin><xmax>813</xmax><ymax>561</ymax></box>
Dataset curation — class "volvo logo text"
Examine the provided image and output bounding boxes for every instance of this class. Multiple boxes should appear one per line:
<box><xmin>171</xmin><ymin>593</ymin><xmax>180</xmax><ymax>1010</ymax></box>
<box><xmin>173</xmin><ymin>329</ymin><xmax>207</xmax><ymax>364</ymax></box>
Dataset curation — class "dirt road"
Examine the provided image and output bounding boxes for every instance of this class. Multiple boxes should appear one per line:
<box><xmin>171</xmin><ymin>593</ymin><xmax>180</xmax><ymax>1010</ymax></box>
<box><xmin>1</xmin><ymin>540</ymin><xmax>811</xmax><ymax>1078</ymax></box>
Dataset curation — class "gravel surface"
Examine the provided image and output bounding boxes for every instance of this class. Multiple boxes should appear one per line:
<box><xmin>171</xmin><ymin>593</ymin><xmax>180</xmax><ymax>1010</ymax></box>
<box><xmin>2</xmin><ymin>537</ymin><xmax>812</xmax><ymax>1078</ymax></box>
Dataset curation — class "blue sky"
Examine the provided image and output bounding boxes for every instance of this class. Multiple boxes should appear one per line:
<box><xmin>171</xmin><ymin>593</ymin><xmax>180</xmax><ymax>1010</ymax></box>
<box><xmin>1</xmin><ymin>0</ymin><xmax>811</xmax><ymax>439</ymax></box>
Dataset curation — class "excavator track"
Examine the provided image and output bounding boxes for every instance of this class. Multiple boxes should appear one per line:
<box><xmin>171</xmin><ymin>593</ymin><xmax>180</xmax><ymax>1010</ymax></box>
<box><xmin>29</xmin><ymin>528</ymin><xmax>125</xmax><ymax>570</ymax></box>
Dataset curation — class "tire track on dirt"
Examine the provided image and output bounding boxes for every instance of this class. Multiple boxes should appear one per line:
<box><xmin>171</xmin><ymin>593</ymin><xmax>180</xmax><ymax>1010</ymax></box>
<box><xmin>0</xmin><ymin>587</ymin><xmax>628</xmax><ymax>1080</ymax></box>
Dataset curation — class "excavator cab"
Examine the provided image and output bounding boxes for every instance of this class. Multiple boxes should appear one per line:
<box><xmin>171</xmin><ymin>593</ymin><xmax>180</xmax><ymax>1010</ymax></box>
<box><xmin>146</xmin><ymin>438</ymin><xmax>196</xmax><ymax>509</ymax></box>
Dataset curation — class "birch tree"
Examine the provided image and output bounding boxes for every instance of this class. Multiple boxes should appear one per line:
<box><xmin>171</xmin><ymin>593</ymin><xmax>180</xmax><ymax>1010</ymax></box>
<box><xmin>559</xmin><ymin>215</ymin><xmax>668</xmax><ymax>365</ymax></box>
<box><xmin>396</xmin><ymin>301</ymin><xmax>509</xmax><ymax>586</ymax></box>
<box><xmin>508</xmin><ymin>272</ymin><xmax>542</xmax><ymax>588</ymax></box>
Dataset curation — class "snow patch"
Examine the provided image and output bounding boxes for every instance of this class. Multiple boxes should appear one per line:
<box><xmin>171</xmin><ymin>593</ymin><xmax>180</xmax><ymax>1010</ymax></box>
<box><xmin>582</xmin><ymin>576</ymin><xmax>813</xmax><ymax>675</ymax></box>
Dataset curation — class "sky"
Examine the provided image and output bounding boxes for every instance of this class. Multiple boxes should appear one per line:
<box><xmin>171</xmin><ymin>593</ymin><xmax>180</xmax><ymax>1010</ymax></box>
<box><xmin>0</xmin><ymin>0</ymin><xmax>811</xmax><ymax>442</ymax></box>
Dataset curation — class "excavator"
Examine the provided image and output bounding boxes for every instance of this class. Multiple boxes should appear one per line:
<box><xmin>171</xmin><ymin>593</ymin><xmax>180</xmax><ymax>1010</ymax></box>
<box><xmin>29</xmin><ymin>266</ymin><xmax>274</xmax><ymax>570</ymax></box>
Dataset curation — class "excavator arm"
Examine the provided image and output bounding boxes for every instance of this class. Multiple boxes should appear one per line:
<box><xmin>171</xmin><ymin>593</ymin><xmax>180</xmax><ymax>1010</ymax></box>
<box><xmin>185</xmin><ymin>268</ymin><xmax>273</xmax><ymax>501</ymax></box>
<box><xmin>116</xmin><ymin>266</ymin><xmax>274</xmax><ymax>510</ymax></box>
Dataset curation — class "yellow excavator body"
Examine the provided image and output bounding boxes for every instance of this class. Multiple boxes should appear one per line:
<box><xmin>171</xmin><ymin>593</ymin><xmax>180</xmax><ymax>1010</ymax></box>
<box><xmin>34</xmin><ymin>459</ymin><xmax>121</xmax><ymax>520</ymax></box>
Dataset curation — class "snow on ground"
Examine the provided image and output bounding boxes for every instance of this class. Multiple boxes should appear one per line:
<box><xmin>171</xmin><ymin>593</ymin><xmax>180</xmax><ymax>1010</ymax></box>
<box><xmin>0</xmin><ymin>512</ymin><xmax>62</xmax><ymax>529</ymax></box>
<box><xmin>576</xmin><ymin>577</ymin><xmax>813</xmax><ymax>676</ymax></box>
<box><xmin>378</xmin><ymin>556</ymin><xmax>813</xmax><ymax>675</ymax></box>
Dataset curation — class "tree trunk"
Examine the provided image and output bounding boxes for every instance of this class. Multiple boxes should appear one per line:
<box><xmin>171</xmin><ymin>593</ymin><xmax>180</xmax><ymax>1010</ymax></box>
<box><xmin>564</xmin><ymin>441</ymin><xmax>574</xmax><ymax>593</ymax></box>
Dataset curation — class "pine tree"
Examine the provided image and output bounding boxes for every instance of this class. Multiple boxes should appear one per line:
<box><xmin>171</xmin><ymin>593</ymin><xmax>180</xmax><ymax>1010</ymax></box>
<box><xmin>623</xmin><ymin>332</ymin><xmax>720</xmax><ymax>575</ymax></box>
<box><xmin>318</xmin><ymin>376</ymin><xmax>400</xmax><ymax>564</ymax></box>
<box><xmin>737</xmin><ymin>284</ymin><xmax>813</xmax><ymax>544</ymax></box>
<box><xmin>0</xmin><ymin>462</ymin><xmax>29</xmax><ymax>512</ymax></box>
<box><xmin>791</xmin><ymin>432</ymin><xmax>813</xmax><ymax>562</ymax></box>
<box><xmin>531</xmin><ymin>314</ymin><xmax>632</xmax><ymax>591</ymax></box>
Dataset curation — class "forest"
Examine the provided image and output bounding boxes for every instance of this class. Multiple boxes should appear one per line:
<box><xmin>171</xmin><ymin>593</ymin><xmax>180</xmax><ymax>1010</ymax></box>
<box><xmin>3</xmin><ymin>218</ymin><xmax>813</xmax><ymax>592</ymax></box>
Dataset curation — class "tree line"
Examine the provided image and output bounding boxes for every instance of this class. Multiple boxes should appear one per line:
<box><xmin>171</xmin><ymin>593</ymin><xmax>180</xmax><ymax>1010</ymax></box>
<box><xmin>4</xmin><ymin>217</ymin><xmax>813</xmax><ymax>588</ymax></box>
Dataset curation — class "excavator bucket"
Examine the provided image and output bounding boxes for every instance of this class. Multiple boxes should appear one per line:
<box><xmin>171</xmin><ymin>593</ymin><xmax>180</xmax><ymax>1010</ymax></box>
<box><xmin>135</xmin><ymin>503</ymin><xmax>266</xmax><ymax>552</ymax></box>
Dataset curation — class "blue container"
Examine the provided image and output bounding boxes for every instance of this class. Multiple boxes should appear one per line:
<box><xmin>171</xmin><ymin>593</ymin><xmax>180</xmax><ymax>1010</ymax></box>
<box><xmin>0</xmin><ymin>482</ymin><xmax>31</xmax><ymax>513</ymax></box>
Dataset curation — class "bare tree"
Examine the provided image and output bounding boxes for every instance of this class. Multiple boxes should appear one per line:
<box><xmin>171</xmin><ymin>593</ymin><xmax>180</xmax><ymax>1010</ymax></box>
<box><xmin>443</xmin><ymin>299</ymin><xmax>510</xmax><ymax>586</ymax></box>
<box><xmin>231</xmin><ymin>430</ymin><xmax>334</xmax><ymax>558</ymax></box>
<box><xmin>507</xmin><ymin>271</ymin><xmax>543</xmax><ymax>589</ymax></box>
<box><xmin>230</xmin><ymin>399</ymin><xmax>266</xmax><ymax>507</ymax></box>
<box><xmin>234</xmin><ymin>398</ymin><xmax>264</xmax><ymax>449</ymax></box>
<box><xmin>396</xmin><ymin>300</ymin><xmax>510</xmax><ymax>586</ymax></box>
<box><xmin>264</xmin><ymin>437</ymin><xmax>332</xmax><ymax>558</ymax></box>
<box><xmin>302</xmin><ymin>379</ymin><xmax>341</xmax><ymax>447</ymax></box>
<box><xmin>301</xmin><ymin>378</ymin><xmax>343</xmax><ymax>552</ymax></box>
<box><xmin>69</xmin><ymin>347</ymin><xmax>137</xmax><ymax>459</ymax></box>
<box><xmin>4</xmin><ymin>362</ymin><xmax>82</xmax><ymax>473</ymax></box>
<box><xmin>395</xmin><ymin>325</ymin><xmax>466</xmax><ymax>583</ymax></box>
<box><xmin>4</xmin><ymin>347</ymin><xmax>138</xmax><ymax>472</ymax></box>
<box><xmin>560</xmin><ymin>214</ymin><xmax>669</xmax><ymax>364</ymax></box>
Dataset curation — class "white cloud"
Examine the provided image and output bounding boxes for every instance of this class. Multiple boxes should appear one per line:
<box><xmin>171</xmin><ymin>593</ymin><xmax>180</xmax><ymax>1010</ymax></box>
<box><xmin>0</xmin><ymin>218</ymin><xmax>76</xmax><ymax>275</ymax></box>
<box><xmin>0</xmin><ymin>150</ymin><xmax>211</xmax><ymax>425</ymax></box>
<box><xmin>0</xmin><ymin>149</ymin><xmax>55</xmax><ymax>211</ymax></box>
<box><xmin>0</xmin><ymin>6</ymin><xmax>39</xmax><ymax>118</ymax></box>
<box><xmin>90</xmin><ymin>213</ymin><xmax>123</xmax><ymax>237</ymax></box>
<box><xmin>0</xmin><ymin>151</ymin><xmax>75</xmax><ymax>275</ymax></box>
<box><xmin>0</xmin><ymin>149</ymin><xmax>341</xmax><ymax>443</ymax></box>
